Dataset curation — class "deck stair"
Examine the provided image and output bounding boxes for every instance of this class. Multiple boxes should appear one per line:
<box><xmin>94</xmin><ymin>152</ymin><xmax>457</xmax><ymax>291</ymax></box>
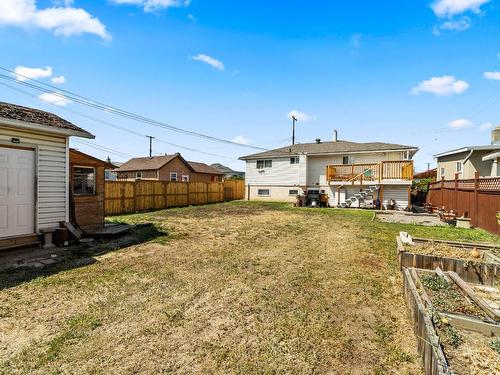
<box><xmin>340</xmin><ymin>185</ymin><xmax>379</xmax><ymax>208</ymax></box>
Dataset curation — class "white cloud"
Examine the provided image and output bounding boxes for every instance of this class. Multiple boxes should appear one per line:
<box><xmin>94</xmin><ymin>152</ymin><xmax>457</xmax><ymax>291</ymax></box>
<box><xmin>287</xmin><ymin>110</ymin><xmax>314</xmax><ymax>122</ymax></box>
<box><xmin>13</xmin><ymin>65</ymin><xmax>52</xmax><ymax>81</ymax></box>
<box><xmin>433</xmin><ymin>17</ymin><xmax>470</xmax><ymax>35</ymax></box>
<box><xmin>241</xmin><ymin>92</ymin><xmax>257</xmax><ymax>97</ymax></box>
<box><xmin>431</xmin><ymin>0</ymin><xmax>490</xmax><ymax>18</ymax></box>
<box><xmin>410</xmin><ymin>75</ymin><xmax>469</xmax><ymax>96</ymax></box>
<box><xmin>0</xmin><ymin>0</ymin><xmax>110</xmax><ymax>40</ymax></box>
<box><xmin>38</xmin><ymin>92</ymin><xmax>71</xmax><ymax>106</ymax></box>
<box><xmin>350</xmin><ymin>33</ymin><xmax>362</xmax><ymax>49</ymax></box>
<box><xmin>484</xmin><ymin>71</ymin><xmax>500</xmax><ymax>80</ymax></box>
<box><xmin>110</xmin><ymin>0</ymin><xmax>189</xmax><ymax>12</ymax></box>
<box><xmin>447</xmin><ymin>118</ymin><xmax>473</xmax><ymax>129</ymax></box>
<box><xmin>190</xmin><ymin>54</ymin><xmax>225</xmax><ymax>71</ymax></box>
<box><xmin>51</xmin><ymin>75</ymin><xmax>66</xmax><ymax>84</ymax></box>
<box><xmin>497</xmin><ymin>52</ymin><xmax>500</xmax><ymax>59</ymax></box>
<box><xmin>480</xmin><ymin>122</ymin><xmax>493</xmax><ymax>131</ymax></box>
<box><xmin>232</xmin><ymin>135</ymin><xmax>250</xmax><ymax>145</ymax></box>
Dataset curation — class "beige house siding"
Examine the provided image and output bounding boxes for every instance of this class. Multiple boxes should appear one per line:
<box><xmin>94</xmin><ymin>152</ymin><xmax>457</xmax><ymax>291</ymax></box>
<box><xmin>437</xmin><ymin>150</ymin><xmax>496</xmax><ymax>179</ymax></box>
<box><xmin>0</xmin><ymin>125</ymin><xmax>68</xmax><ymax>231</ymax></box>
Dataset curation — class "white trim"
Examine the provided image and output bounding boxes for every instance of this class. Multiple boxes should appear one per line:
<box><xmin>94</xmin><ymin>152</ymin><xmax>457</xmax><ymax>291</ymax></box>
<box><xmin>483</xmin><ymin>151</ymin><xmax>500</xmax><ymax>161</ymax></box>
<box><xmin>0</xmin><ymin>117</ymin><xmax>94</xmax><ymax>139</ymax></box>
<box><xmin>241</xmin><ymin>148</ymin><xmax>419</xmax><ymax>160</ymax></box>
<box><xmin>72</xmin><ymin>165</ymin><xmax>96</xmax><ymax>195</ymax></box>
<box><xmin>170</xmin><ymin>172</ymin><xmax>178</xmax><ymax>181</ymax></box>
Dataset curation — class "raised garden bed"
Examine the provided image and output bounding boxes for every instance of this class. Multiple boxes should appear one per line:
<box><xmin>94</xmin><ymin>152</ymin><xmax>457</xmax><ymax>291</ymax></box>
<box><xmin>397</xmin><ymin>234</ymin><xmax>500</xmax><ymax>285</ymax></box>
<box><xmin>402</xmin><ymin>268</ymin><xmax>500</xmax><ymax>375</ymax></box>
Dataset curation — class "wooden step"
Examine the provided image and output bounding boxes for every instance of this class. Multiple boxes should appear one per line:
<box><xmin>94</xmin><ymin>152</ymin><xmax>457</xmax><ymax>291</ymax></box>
<box><xmin>0</xmin><ymin>234</ymin><xmax>41</xmax><ymax>251</ymax></box>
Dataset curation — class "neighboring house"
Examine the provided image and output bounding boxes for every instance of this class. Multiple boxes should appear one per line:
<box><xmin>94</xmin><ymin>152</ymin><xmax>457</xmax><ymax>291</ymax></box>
<box><xmin>434</xmin><ymin>126</ymin><xmax>500</xmax><ymax>180</ymax></box>
<box><xmin>210</xmin><ymin>163</ymin><xmax>245</xmax><ymax>179</ymax></box>
<box><xmin>239</xmin><ymin>132</ymin><xmax>418</xmax><ymax>210</ymax></box>
<box><xmin>104</xmin><ymin>158</ymin><xmax>122</xmax><ymax>181</ymax></box>
<box><xmin>413</xmin><ymin>168</ymin><xmax>437</xmax><ymax>181</ymax></box>
<box><xmin>114</xmin><ymin>153</ymin><xmax>223</xmax><ymax>182</ymax></box>
<box><xmin>70</xmin><ymin>149</ymin><xmax>115</xmax><ymax>230</ymax></box>
<box><xmin>0</xmin><ymin>101</ymin><xmax>94</xmax><ymax>249</ymax></box>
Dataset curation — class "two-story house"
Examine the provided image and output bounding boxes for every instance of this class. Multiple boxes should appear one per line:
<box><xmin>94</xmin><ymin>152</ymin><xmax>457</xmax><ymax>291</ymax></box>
<box><xmin>434</xmin><ymin>126</ymin><xmax>500</xmax><ymax>180</ymax></box>
<box><xmin>240</xmin><ymin>132</ymin><xmax>418</xmax><ymax>210</ymax></box>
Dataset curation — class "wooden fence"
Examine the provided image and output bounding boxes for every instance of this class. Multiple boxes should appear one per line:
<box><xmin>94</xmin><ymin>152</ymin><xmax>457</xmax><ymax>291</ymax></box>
<box><xmin>105</xmin><ymin>180</ymin><xmax>245</xmax><ymax>215</ymax></box>
<box><xmin>426</xmin><ymin>173</ymin><xmax>500</xmax><ymax>235</ymax></box>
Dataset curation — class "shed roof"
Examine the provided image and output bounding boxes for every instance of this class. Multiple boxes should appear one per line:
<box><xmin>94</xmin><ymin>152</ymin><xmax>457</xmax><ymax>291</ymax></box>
<box><xmin>239</xmin><ymin>140</ymin><xmax>418</xmax><ymax>160</ymax></box>
<box><xmin>69</xmin><ymin>148</ymin><xmax>116</xmax><ymax>169</ymax></box>
<box><xmin>0</xmin><ymin>101</ymin><xmax>93</xmax><ymax>138</ymax></box>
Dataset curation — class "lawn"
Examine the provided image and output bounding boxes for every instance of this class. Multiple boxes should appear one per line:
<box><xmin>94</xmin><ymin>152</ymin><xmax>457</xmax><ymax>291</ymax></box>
<box><xmin>0</xmin><ymin>202</ymin><xmax>498</xmax><ymax>374</ymax></box>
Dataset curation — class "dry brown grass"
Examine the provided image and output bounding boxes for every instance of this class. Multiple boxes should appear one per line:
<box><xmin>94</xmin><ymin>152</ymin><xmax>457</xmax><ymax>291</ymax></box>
<box><xmin>4</xmin><ymin>201</ymin><xmax>489</xmax><ymax>374</ymax></box>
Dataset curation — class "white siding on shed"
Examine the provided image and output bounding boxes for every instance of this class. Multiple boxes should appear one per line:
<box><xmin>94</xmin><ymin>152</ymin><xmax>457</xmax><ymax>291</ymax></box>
<box><xmin>0</xmin><ymin>126</ymin><xmax>68</xmax><ymax>231</ymax></box>
<box><xmin>383</xmin><ymin>186</ymin><xmax>409</xmax><ymax>210</ymax></box>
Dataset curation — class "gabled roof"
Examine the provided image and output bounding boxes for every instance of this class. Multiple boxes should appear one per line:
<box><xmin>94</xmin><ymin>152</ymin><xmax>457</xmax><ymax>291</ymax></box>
<box><xmin>240</xmin><ymin>140</ymin><xmax>418</xmax><ymax>160</ymax></box>
<box><xmin>433</xmin><ymin>145</ymin><xmax>500</xmax><ymax>159</ymax></box>
<box><xmin>188</xmin><ymin>161</ymin><xmax>224</xmax><ymax>175</ymax></box>
<box><xmin>0</xmin><ymin>101</ymin><xmax>93</xmax><ymax>138</ymax></box>
<box><xmin>114</xmin><ymin>154</ymin><xmax>183</xmax><ymax>172</ymax></box>
<box><xmin>211</xmin><ymin>163</ymin><xmax>244</xmax><ymax>175</ymax></box>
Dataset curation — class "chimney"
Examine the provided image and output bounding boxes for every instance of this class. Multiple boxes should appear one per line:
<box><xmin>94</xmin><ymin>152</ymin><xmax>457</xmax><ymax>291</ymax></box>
<box><xmin>315</xmin><ymin>138</ymin><xmax>321</xmax><ymax>144</ymax></box>
<box><xmin>492</xmin><ymin>127</ymin><xmax>500</xmax><ymax>145</ymax></box>
<box><xmin>333</xmin><ymin>129</ymin><xmax>338</xmax><ymax>142</ymax></box>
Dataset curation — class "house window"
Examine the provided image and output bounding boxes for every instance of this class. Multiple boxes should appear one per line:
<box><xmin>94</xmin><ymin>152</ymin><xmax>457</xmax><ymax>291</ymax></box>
<box><xmin>258</xmin><ymin>189</ymin><xmax>270</xmax><ymax>196</ymax></box>
<box><xmin>136</xmin><ymin>172</ymin><xmax>143</xmax><ymax>179</ymax></box>
<box><xmin>170</xmin><ymin>172</ymin><xmax>178</xmax><ymax>181</ymax></box>
<box><xmin>181</xmin><ymin>174</ymin><xmax>189</xmax><ymax>182</ymax></box>
<box><xmin>440</xmin><ymin>167</ymin><xmax>445</xmax><ymax>178</ymax></box>
<box><xmin>257</xmin><ymin>160</ymin><xmax>272</xmax><ymax>169</ymax></box>
<box><xmin>456</xmin><ymin>162</ymin><xmax>462</xmax><ymax>174</ymax></box>
<box><xmin>342</xmin><ymin>156</ymin><xmax>354</xmax><ymax>165</ymax></box>
<box><xmin>73</xmin><ymin>167</ymin><xmax>95</xmax><ymax>195</ymax></box>
<box><xmin>289</xmin><ymin>189</ymin><xmax>299</xmax><ymax>196</ymax></box>
<box><xmin>290</xmin><ymin>156</ymin><xmax>299</xmax><ymax>164</ymax></box>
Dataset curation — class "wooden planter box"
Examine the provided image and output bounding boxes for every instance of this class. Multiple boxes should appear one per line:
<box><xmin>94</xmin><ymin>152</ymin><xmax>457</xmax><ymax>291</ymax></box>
<box><xmin>402</xmin><ymin>268</ymin><xmax>451</xmax><ymax>375</ymax></box>
<box><xmin>402</xmin><ymin>268</ymin><xmax>500</xmax><ymax>375</ymax></box>
<box><xmin>397</xmin><ymin>236</ymin><xmax>500</xmax><ymax>285</ymax></box>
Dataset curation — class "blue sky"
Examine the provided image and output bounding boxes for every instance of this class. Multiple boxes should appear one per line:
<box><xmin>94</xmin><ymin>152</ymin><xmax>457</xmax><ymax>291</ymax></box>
<box><xmin>1</xmin><ymin>0</ymin><xmax>500</xmax><ymax>171</ymax></box>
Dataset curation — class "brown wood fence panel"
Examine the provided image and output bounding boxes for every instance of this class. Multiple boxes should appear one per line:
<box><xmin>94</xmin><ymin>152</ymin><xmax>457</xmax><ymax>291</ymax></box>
<box><xmin>105</xmin><ymin>180</ymin><xmax>244</xmax><ymax>215</ymax></box>
<box><xmin>427</xmin><ymin>175</ymin><xmax>500</xmax><ymax>235</ymax></box>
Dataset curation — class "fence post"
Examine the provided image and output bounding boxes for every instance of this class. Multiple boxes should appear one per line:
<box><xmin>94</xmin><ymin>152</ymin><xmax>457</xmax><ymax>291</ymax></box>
<box><xmin>473</xmin><ymin>171</ymin><xmax>479</xmax><ymax>227</ymax></box>
<box><xmin>206</xmin><ymin>182</ymin><xmax>209</xmax><ymax>204</ymax></box>
<box><xmin>133</xmin><ymin>181</ymin><xmax>137</xmax><ymax>213</ymax></box>
<box><xmin>454</xmin><ymin>173</ymin><xmax>458</xmax><ymax>214</ymax></box>
<box><xmin>441</xmin><ymin>176</ymin><xmax>444</xmax><ymax>208</ymax></box>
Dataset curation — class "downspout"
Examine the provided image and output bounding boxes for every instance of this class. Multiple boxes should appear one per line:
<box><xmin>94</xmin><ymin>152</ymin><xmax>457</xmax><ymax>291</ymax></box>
<box><xmin>462</xmin><ymin>149</ymin><xmax>474</xmax><ymax>177</ymax></box>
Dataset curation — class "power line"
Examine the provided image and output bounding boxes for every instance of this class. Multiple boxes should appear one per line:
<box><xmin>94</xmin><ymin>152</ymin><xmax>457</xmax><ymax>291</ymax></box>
<box><xmin>72</xmin><ymin>139</ymin><xmax>134</xmax><ymax>159</ymax></box>
<box><xmin>0</xmin><ymin>66</ymin><xmax>268</xmax><ymax>151</ymax></box>
<box><xmin>0</xmin><ymin>80</ymin><xmax>239</xmax><ymax>161</ymax></box>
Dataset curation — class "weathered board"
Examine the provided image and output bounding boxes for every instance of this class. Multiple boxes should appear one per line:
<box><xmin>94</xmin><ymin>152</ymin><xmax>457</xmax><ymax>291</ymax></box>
<box><xmin>397</xmin><ymin>236</ymin><xmax>500</xmax><ymax>286</ymax></box>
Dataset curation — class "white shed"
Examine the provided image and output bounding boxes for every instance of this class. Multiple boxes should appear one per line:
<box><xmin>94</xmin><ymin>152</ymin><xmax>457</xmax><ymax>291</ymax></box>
<box><xmin>0</xmin><ymin>102</ymin><xmax>94</xmax><ymax>249</ymax></box>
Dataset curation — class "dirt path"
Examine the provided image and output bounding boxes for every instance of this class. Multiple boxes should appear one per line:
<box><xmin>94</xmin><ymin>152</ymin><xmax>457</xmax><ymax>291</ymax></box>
<box><xmin>0</xmin><ymin>203</ymin><xmax>434</xmax><ymax>374</ymax></box>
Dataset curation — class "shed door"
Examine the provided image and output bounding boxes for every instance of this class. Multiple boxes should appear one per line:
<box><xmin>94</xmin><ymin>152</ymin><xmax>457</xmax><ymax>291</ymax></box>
<box><xmin>0</xmin><ymin>147</ymin><xmax>35</xmax><ymax>238</ymax></box>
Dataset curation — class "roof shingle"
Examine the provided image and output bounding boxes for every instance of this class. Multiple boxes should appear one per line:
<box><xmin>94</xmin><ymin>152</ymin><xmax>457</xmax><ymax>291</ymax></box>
<box><xmin>0</xmin><ymin>101</ymin><xmax>93</xmax><ymax>137</ymax></box>
<box><xmin>240</xmin><ymin>140</ymin><xmax>418</xmax><ymax>160</ymax></box>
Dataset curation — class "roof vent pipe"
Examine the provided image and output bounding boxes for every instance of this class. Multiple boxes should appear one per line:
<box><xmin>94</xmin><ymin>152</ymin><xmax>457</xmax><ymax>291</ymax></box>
<box><xmin>316</xmin><ymin>138</ymin><xmax>321</xmax><ymax>144</ymax></box>
<box><xmin>334</xmin><ymin>129</ymin><xmax>338</xmax><ymax>142</ymax></box>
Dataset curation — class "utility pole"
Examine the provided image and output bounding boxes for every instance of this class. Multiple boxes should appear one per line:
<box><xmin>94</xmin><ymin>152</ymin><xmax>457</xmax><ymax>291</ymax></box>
<box><xmin>146</xmin><ymin>135</ymin><xmax>155</xmax><ymax>157</ymax></box>
<box><xmin>426</xmin><ymin>162</ymin><xmax>431</xmax><ymax>171</ymax></box>
<box><xmin>292</xmin><ymin>115</ymin><xmax>298</xmax><ymax>145</ymax></box>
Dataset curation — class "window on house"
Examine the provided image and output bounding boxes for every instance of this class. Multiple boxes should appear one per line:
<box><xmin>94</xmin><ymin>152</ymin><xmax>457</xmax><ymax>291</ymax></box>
<box><xmin>290</xmin><ymin>156</ymin><xmax>299</xmax><ymax>164</ymax></box>
<box><xmin>136</xmin><ymin>172</ymin><xmax>143</xmax><ymax>179</ymax></box>
<box><xmin>181</xmin><ymin>174</ymin><xmax>189</xmax><ymax>182</ymax></box>
<box><xmin>440</xmin><ymin>167</ymin><xmax>445</xmax><ymax>177</ymax></box>
<box><xmin>257</xmin><ymin>160</ymin><xmax>272</xmax><ymax>169</ymax></box>
<box><xmin>456</xmin><ymin>162</ymin><xmax>462</xmax><ymax>173</ymax></box>
<box><xmin>258</xmin><ymin>189</ymin><xmax>270</xmax><ymax>196</ymax></box>
<box><xmin>342</xmin><ymin>156</ymin><xmax>354</xmax><ymax>165</ymax></box>
<box><xmin>289</xmin><ymin>189</ymin><xmax>299</xmax><ymax>196</ymax></box>
<box><xmin>73</xmin><ymin>167</ymin><xmax>95</xmax><ymax>195</ymax></box>
<box><xmin>170</xmin><ymin>172</ymin><xmax>178</xmax><ymax>181</ymax></box>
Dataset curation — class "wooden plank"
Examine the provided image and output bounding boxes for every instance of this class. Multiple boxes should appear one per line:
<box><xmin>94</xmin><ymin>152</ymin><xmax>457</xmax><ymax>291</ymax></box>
<box><xmin>440</xmin><ymin>312</ymin><xmax>500</xmax><ymax>336</ymax></box>
<box><xmin>447</xmin><ymin>271</ymin><xmax>500</xmax><ymax>322</ymax></box>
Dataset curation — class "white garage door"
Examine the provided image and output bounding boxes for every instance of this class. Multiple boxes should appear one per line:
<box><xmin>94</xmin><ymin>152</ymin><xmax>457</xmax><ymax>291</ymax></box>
<box><xmin>0</xmin><ymin>146</ymin><xmax>35</xmax><ymax>238</ymax></box>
